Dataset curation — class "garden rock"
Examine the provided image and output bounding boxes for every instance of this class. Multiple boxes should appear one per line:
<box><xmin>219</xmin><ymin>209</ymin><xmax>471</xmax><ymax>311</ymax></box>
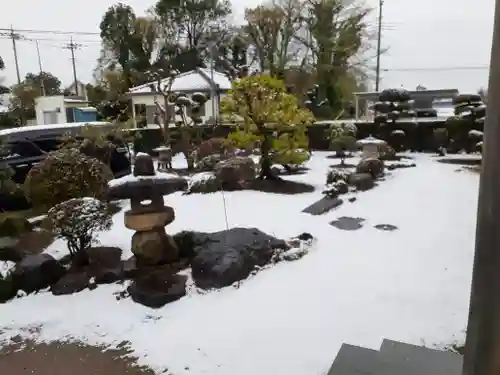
<box><xmin>190</xmin><ymin>227</ymin><xmax>289</xmax><ymax>289</ymax></box>
<box><xmin>330</xmin><ymin>217</ymin><xmax>365</xmax><ymax>231</ymax></box>
<box><xmin>348</xmin><ymin>173</ymin><xmax>374</xmax><ymax>191</ymax></box>
<box><xmin>0</xmin><ymin>274</ymin><xmax>15</xmax><ymax>303</ymax></box>
<box><xmin>196</xmin><ymin>154</ymin><xmax>223</xmax><ymax>172</ymax></box>
<box><xmin>0</xmin><ymin>242</ymin><xmax>23</xmax><ymax>262</ymax></box>
<box><xmin>186</xmin><ymin>172</ymin><xmax>220</xmax><ymax>194</ymax></box>
<box><xmin>214</xmin><ymin>157</ymin><xmax>256</xmax><ymax>189</ymax></box>
<box><xmin>86</xmin><ymin>246</ymin><xmax>123</xmax><ymax>283</ymax></box>
<box><xmin>356</xmin><ymin>158</ymin><xmax>384</xmax><ymax>178</ymax></box>
<box><xmin>12</xmin><ymin>254</ymin><xmax>65</xmax><ymax>294</ymax></box>
<box><xmin>303</xmin><ymin>197</ymin><xmax>343</xmax><ymax>215</ymax></box>
<box><xmin>51</xmin><ymin>271</ymin><xmax>90</xmax><ymax>295</ymax></box>
<box><xmin>128</xmin><ymin>269</ymin><xmax>187</xmax><ymax>308</ymax></box>
<box><xmin>374</xmin><ymin>224</ymin><xmax>399</xmax><ymax>231</ymax></box>
<box><xmin>0</xmin><ymin>216</ymin><xmax>33</xmax><ymax>237</ymax></box>
<box><xmin>123</xmin><ymin>256</ymin><xmax>138</xmax><ymax>279</ymax></box>
<box><xmin>131</xmin><ymin>228</ymin><xmax>179</xmax><ymax>266</ymax></box>
<box><xmin>387</xmin><ymin>162</ymin><xmax>416</xmax><ymax>170</ymax></box>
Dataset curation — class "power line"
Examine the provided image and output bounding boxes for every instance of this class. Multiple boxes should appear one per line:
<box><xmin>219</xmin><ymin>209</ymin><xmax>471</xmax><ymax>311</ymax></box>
<box><xmin>0</xmin><ymin>27</ymin><xmax>100</xmax><ymax>36</ymax></box>
<box><xmin>382</xmin><ymin>66</ymin><xmax>489</xmax><ymax>72</ymax></box>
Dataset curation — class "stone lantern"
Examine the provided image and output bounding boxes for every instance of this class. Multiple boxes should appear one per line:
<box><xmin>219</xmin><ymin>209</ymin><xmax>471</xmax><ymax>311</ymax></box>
<box><xmin>108</xmin><ymin>153</ymin><xmax>187</xmax><ymax>266</ymax></box>
<box><xmin>356</xmin><ymin>135</ymin><xmax>387</xmax><ymax>159</ymax></box>
<box><xmin>153</xmin><ymin>145</ymin><xmax>172</xmax><ymax>172</ymax></box>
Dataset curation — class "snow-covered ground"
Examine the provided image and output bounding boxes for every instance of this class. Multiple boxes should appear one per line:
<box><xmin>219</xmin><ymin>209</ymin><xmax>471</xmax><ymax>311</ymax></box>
<box><xmin>0</xmin><ymin>152</ymin><xmax>479</xmax><ymax>375</ymax></box>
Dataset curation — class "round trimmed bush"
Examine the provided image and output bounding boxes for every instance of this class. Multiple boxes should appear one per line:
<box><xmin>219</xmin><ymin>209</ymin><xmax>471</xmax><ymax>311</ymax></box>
<box><xmin>24</xmin><ymin>148</ymin><xmax>113</xmax><ymax>209</ymax></box>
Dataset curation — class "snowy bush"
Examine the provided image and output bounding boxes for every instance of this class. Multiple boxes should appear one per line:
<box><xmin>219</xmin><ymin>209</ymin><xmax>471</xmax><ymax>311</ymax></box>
<box><xmin>24</xmin><ymin>148</ymin><xmax>114</xmax><ymax>209</ymax></box>
<box><xmin>47</xmin><ymin>197</ymin><xmax>113</xmax><ymax>257</ymax></box>
<box><xmin>326</xmin><ymin>169</ymin><xmax>350</xmax><ymax>185</ymax></box>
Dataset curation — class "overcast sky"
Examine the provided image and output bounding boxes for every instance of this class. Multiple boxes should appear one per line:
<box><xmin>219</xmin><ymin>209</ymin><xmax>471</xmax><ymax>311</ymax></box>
<box><xmin>0</xmin><ymin>0</ymin><xmax>494</xmax><ymax>93</ymax></box>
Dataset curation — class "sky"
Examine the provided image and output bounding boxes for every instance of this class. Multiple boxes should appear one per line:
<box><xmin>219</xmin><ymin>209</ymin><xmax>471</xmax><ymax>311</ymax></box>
<box><xmin>0</xmin><ymin>0</ymin><xmax>494</xmax><ymax>93</ymax></box>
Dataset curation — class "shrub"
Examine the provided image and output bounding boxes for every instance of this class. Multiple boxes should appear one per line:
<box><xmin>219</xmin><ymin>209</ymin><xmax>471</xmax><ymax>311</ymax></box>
<box><xmin>197</xmin><ymin>137</ymin><xmax>231</xmax><ymax>158</ymax></box>
<box><xmin>24</xmin><ymin>148</ymin><xmax>113</xmax><ymax>209</ymax></box>
<box><xmin>356</xmin><ymin>158</ymin><xmax>384</xmax><ymax>178</ymax></box>
<box><xmin>0</xmin><ymin>216</ymin><xmax>33</xmax><ymax>237</ymax></box>
<box><xmin>47</xmin><ymin>197</ymin><xmax>113</xmax><ymax>258</ymax></box>
<box><xmin>433</xmin><ymin>128</ymin><xmax>448</xmax><ymax>150</ymax></box>
<box><xmin>327</xmin><ymin>123</ymin><xmax>357</xmax><ymax>164</ymax></box>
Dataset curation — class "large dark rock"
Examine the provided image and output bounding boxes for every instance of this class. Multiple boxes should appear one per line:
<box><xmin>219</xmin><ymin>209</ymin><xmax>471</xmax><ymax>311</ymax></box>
<box><xmin>190</xmin><ymin>228</ymin><xmax>289</xmax><ymax>289</ymax></box>
<box><xmin>302</xmin><ymin>197</ymin><xmax>343</xmax><ymax>215</ymax></box>
<box><xmin>356</xmin><ymin>158</ymin><xmax>384</xmax><ymax>178</ymax></box>
<box><xmin>214</xmin><ymin>157</ymin><xmax>256</xmax><ymax>189</ymax></box>
<box><xmin>128</xmin><ymin>268</ymin><xmax>187</xmax><ymax>308</ymax></box>
<box><xmin>51</xmin><ymin>271</ymin><xmax>90</xmax><ymax>296</ymax></box>
<box><xmin>12</xmin><ymin>254</ymin><xmax>65</xmax><ymax>294</ymax></box>
<box><xmin>86</xmin><ymin>246</ymin><xmax>124</xmax><ymax>284</ymax></box>
<box><xmin>348</xmin><ymin>173</ymin><xmax>374</xmax><ymax>191</ymax></box>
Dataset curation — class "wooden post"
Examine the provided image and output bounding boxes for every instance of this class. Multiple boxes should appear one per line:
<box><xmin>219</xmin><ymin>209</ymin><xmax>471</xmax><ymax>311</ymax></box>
<box><xmin>462</xmin><ymin>1</ymin><xmax>500</xmax><ymax>374</ymax></box>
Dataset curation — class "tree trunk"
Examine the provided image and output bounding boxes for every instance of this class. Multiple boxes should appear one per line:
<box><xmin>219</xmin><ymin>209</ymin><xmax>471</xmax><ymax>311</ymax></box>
<box><xmin>258</xmin><ymin>134</ymin><xmax>279</xmax><ymax>180</ymax></box>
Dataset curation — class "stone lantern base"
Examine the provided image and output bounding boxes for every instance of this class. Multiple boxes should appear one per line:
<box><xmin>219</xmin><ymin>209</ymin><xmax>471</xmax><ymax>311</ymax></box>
<box><xmin>131</xmin><ymin>229</ymin><xmax>179</xmax><ymax>265</ymax></box>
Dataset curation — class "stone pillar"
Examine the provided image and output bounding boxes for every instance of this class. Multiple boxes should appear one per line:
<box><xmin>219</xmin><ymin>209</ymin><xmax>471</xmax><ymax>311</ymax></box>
<box><xmin>463</xmin><ymin>1</ymin><xmax>500</xmax><ymax>374</ymax></box>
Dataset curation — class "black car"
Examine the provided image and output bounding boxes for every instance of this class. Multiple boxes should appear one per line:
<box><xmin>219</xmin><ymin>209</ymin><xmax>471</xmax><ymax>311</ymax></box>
<box><xmin>0</xmin><ymin>122</ymin><xmax>131</xmax><ymax>211</ymax></box>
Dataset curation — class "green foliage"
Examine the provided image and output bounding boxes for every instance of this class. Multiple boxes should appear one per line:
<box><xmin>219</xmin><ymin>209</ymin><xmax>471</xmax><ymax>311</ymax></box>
<box><xmin>328</xmin><ymin>123</ymin><xmax>357</xmax><ymax>162</ymax></box>
<box><xmin>24</xmin><ymin>148</ymin><xmax>113</xmax><ymax>210</ymax></box>
<box><xmin>272</xmin><ymin>132</ymin><xmax>310</xmax><ymax>165</ymax></box>
<box><xmin>221</xmin><ymin>74</ymin><xmax>314</xmax><ymax>177</ymax></box>
<box><xmin>225</xmin><ymin>129</ymin><xmax>261</xmax><ymax>151</ymax></box>
<box><xmin>47</xmin><ymin>197</ymin><xmax>113</xmax><ymax>256</ymax></box>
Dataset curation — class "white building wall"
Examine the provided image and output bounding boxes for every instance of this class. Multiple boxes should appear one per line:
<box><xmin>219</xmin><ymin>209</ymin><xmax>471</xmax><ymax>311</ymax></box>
<box><xmin>131</xmin><ymin>92</ymin><xmax>226</xmax><ymax>125</ymax></box>
<box><xmin>35</xmin><ymin>95</ymin><xmax>67</xmax><ymax>125</ymax></box>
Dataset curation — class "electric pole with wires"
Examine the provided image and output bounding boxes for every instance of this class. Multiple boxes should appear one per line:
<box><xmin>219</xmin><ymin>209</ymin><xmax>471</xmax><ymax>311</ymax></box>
<box><xmin>63</xmin><ymin>37</ymin><xmax>81</xmax><ymax>96</ymax></box>
<box><xmin>375</xmin><ymin>0</ymin><xmax>384</xmax><ymax>92</ymax></box>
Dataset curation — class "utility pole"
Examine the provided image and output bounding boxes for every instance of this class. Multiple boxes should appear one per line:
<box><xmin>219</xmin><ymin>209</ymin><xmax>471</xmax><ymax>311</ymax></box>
<box><xmin>63</xmin><ymin>37</ymin><xmax>80</xmax><ymax>96</ymax></box>
<box><xmin>35</xmin><ymin>40</ymin><xmax>45</xmax><ymax>96</ymax></box>
<box><xmin>10</xmin><ymin>26</ymin><xmax>21</xmax><ymax>84</ymax></box>
<box><xmin>375</xmin><ymin>0</ymin><xmax>383</xmax><ymax>92</ymax></box>
<box><xmin>462</xmin><ymin>0</ymin><xmax>500</xmax><ymax>374</ymax></box>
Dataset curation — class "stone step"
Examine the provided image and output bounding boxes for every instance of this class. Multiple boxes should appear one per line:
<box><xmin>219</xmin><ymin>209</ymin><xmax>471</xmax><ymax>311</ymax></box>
<box><xmin>328</xmin><ymin>340</ymin><xmax>463</xmax><ymax>375</ymax></box>
<box><xmin>326</xmin><ymin>343</ymin><xmax>381</xmax><ymax>375</ymax></box>
<box><xmin>378</xmin><ymin>339</ymin><xmax>462</xmax><ymax>375</ymax></box>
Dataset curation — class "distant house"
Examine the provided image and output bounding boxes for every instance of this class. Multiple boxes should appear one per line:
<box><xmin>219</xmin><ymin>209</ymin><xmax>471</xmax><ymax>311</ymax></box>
<box><xmin>65</xmin><ymin>80</ymin><xmax>88</xmax><ymax>100</ymax></box>
<box><xmin>34</xmin><ymin>95</ymin><xmax>97</xmax><ymax>125</ymax></box>
<box><xmin>127</xmin><ymin>68</ymin><xmax>232</xmax><ymax>127</ymax></box>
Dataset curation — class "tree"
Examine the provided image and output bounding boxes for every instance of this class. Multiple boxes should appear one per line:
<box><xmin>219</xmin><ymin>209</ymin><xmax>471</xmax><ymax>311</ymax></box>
<box><xmin>328</xmin><ymin>123</ymin><xmax>357</xmax><ymax>164</ymax></box>
<box><xmin>153</xmin><ymin>0</ymin><xmax>231</xmax><ymax>72</ymax></box>
<box><xmin>244</xmin><ymin>0</ymin><xmax>302</xmax><ymax>77</ymax></box>
<box><xmin>372</xmin><ymin>88</ymin><xmax>416</xmax><ymax>125</ymax></box>
<box><xmin>446</xmin><ymin>93</ymin><xmax>485</xmax><ymax>152</ymax></box>
<box><xmin>100</xmin><ymin>3</ymin><xmax>137</xmax><ymax>88</ymax></box>
<box><xmin>221</xmin><ymin>74</ymin><xmax>314</xmax><ymax>179</ymax></box>
<box><xmin>25</xmin><ymin>71</ymin><xmax>62</xmax><ymax>95</ymax></box>
<box><xmin>299</xmin><ymin>0</ymin><xmax>370</xmax><ymax>115</ymax></box>
<box><xmin>0</xmin><ymin>56</ymin><xmax>9</xmax><ymax>94</ymax></box>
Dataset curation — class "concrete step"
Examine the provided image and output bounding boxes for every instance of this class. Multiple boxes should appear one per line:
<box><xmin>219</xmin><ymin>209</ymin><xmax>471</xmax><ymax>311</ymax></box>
<box><xmin>378</xmin><ymin>339</ymin><xmax>462</xmax><ymax>375</ymax></box>
<box><xmin>327</xmin><ymin>343</ymin><xmax>381</xmax><ymax>375</ymax></box>
<box><xmin>328</xmin><ymin>340</ymin><xmax>463</xmax><ymax>375</ymax></box>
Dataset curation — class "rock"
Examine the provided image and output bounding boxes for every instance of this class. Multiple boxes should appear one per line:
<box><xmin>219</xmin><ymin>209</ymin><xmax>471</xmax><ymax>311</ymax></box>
<box><xmin>330</xmin><ymin>217</ymin><xmax>365</xmax><ymax>231</ymax></box>
<box><xmin>214</xmin><ymin>157</ymin><xmax>256</xmax><ymax>189</ymax></box>
<box><xmin>128</xmin><ymin>270</ymin><xmax>187</xmax><ymax>308</ymax></box>
<box><xmin>335</xmin><ymin>180</ymin><xmax>349</xmax><ymax>194</ymax></box>
<box><xmin>297</xmin><ymin>232</ymin><xmax>313</xmax><ymax>241</ymax></box>
<box><xmin>133</xmin><ymin>153</ymin><xmax>155</xmax><ymax>176</ymax></box>
<box><xmin>131</xmin><ymin>229</ymin><xmax>179</xmax><ymax>265</ymax></box>
<box><xmin>0</xmin><ymin>216</ymin><xmax>33</xmax><ymax>237</ymax></box>
<box><xmin>302</xmin><ymin>197</ymin><xmax>343</xmax><ymax>215</ymax></box>
<box><xmin>87</xmin><ymin>246</ymin><xmax>122</xmax><ymax>268</ymax></box>
<box><xmin>0</xmin><ymin>243</ymin><xmax>23</xmax><ymax>262</ymax></box>
<box><xmin>348</xmin><ymin>173</ymin><xmax>374</xmax><ymax>191</ymax></box>
<box><xmin>271</xmin><ymin>164</ymin><xmax>285</xmax><ymax>175</ymax></box>
<box><xmin>196</xmin><ymin>154</ymin><xmax>223</xmax><ymax>172</ymax></box>
<box><xmin>348</xmin><ymin>196</ymin><xmax>357</xmax><ymax>203</ymax></box>
<box><xmin>374</xmin><ymin>224</ymin><xmax>399</xmax><ymax>231</ymax></box>
<box><xmin>0</xmin><ymin>274</ymin><xmax>15</xmax><ymax>303</ymax></box>
<box><xmin>86</xmin><ymin>247</ymin><xmax>124</xmax><ymax>283</ymax></box>
<box><xmin>190</xmin><ymin>228</ymin><xmax>289</xmax><ymax>289</ymax></box>
<box><xmin>387</xmin><ymin>162</ymin><xmax>416</xmax><ymax>170</ymax></box>
<box><xmin>51</xmin><ymin>271</ymin><xmax>90</xmax><ymax>295</ymax></box>
<box><xmin>186</xmin><ymin>172</ymin><xmax>220</xmax><ymax>194</ymax></box>
<box><xmin>12</xmin><ymin>254</ymin><xmax>65</xmax><ymax>294</ymax></box>
<box><xmin>356</xmin><ymin>158</ymin><xmax>384</xmax><ymax>178</ymax></box>
<box><xmin>123</xmin><ymin>256</ymin><xmax>138</xmax><ymax>279</ymax></box>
